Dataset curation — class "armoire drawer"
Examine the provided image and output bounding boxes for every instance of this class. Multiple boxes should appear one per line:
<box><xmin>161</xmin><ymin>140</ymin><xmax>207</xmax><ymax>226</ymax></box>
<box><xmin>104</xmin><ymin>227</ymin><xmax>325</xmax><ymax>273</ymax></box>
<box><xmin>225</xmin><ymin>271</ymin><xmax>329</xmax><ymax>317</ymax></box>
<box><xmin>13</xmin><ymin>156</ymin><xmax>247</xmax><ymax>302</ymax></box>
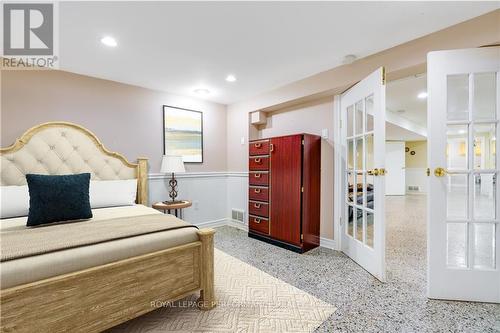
<box><xmin>249</xmin><ymin>215</ymin><xmax>269</xmax><ymax>235</ymax></box>
<box><xmin>249</xmin><ymin>172</ymin><xmax>269</xmax><ymax>186</ymax></box>
<box><xmin>249</xmin><ymin>156</ymin><xmax>269</xmax><ymax>171</ymax></box>
<box><xmin>249</xmin><ymin>186</ymin><xmax>269</xmax><ymax>202</ymax></box>
<box><xmin>249</xmin><ymin>140</ymin><xmax>270</xmax><ymax>156</ymax></box>
<box><xmin>248</xmin><ymin>201</ymin><xmax>269</xmax><ymax>218</ymax></box>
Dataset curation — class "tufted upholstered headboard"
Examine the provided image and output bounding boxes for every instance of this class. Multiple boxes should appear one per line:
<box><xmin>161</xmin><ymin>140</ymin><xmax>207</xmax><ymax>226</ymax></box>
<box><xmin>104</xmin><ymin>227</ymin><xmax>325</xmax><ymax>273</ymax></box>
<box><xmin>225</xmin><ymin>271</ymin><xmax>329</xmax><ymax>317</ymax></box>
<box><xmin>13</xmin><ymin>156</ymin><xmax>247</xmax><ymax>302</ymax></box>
<box><xmin>0</xmin><ymin>122</ymin><xmax>148</xmax><ymax>205</ymax></box>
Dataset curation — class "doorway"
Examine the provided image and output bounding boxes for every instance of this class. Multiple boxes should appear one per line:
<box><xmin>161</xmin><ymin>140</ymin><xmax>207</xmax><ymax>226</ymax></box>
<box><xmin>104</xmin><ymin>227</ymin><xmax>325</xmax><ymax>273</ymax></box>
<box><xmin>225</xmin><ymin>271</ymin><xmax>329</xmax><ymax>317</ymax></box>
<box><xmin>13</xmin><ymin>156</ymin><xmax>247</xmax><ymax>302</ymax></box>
<box><xmin>336</xmin><ymin>47</ymin><xmax>499</xmax><ymax>303</ymax></box>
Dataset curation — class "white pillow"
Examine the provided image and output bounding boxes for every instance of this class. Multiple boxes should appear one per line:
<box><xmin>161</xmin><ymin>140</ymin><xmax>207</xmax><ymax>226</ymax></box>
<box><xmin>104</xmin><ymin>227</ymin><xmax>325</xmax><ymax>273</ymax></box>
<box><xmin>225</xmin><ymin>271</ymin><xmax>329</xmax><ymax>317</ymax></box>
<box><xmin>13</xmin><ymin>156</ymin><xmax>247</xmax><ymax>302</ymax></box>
<box><xmin>90</xmin><ymin>179</ymin><xmax>137</xmax><ymax>209</ymax></box>
<box><xmin>1</xmin><ymin>185</ymin><xmax>30</xmax><ymax>218</ymax></box>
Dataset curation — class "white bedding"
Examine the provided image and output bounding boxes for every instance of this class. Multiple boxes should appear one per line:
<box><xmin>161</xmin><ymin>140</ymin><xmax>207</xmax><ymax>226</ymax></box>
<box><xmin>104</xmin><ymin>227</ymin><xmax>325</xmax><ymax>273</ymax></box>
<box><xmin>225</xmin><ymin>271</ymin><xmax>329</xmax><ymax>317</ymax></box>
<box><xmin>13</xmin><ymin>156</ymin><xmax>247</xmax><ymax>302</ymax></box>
<box><xmin>0</xmin><ymin>205</ymin><xmax>199</xmax><ymax>289</ymax></box>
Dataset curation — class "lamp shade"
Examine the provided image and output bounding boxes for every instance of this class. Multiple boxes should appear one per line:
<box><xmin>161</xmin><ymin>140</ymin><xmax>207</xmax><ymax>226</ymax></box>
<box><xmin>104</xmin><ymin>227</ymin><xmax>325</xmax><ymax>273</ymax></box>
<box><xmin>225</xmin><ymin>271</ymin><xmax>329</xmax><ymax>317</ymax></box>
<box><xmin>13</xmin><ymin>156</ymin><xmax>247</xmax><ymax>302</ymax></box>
<box><xmin>160</xmin><ymin>155</ymin><xmax>185</xmax><ymax>173</ymax></box>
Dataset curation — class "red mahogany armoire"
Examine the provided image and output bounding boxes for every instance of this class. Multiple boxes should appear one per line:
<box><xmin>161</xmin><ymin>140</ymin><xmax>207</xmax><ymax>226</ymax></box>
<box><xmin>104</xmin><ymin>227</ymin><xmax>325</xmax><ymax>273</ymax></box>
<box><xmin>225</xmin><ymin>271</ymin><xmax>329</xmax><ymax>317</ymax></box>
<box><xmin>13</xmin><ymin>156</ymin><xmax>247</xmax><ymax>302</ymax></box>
<box><xmin>248</xmin><ymin>133</ymin><xmax>321</xmax><ymax>253</ymax></box>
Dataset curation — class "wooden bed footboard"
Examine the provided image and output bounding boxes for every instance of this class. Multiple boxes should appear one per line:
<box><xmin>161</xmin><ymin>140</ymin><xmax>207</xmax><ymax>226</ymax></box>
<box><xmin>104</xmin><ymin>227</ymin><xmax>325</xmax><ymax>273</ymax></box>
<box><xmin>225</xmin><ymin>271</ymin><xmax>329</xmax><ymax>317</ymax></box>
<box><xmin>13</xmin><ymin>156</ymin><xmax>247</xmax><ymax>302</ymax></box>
<box><xmin>0</xmin><ymin>228</ymin><xmax>216</xmax><ymax>333</ymax></box>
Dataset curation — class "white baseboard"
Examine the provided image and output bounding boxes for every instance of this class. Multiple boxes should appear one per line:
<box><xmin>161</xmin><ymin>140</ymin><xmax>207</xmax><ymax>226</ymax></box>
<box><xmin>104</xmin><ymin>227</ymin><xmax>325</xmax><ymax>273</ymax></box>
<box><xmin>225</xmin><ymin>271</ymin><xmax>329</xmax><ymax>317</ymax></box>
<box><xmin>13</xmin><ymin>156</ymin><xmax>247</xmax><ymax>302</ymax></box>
<box><xmin>195</xmin><ymin>218</ymin><xmax>336</xmax><ymax>250</ymax></box>
<box><xmin>319</xmin><ymin>237</ymin><xmax>337</xmax><ymax>250</ymax></box>
<box><xmin>405</xmin><ymin>191</ymin><xmax>427</xmax><ymax>195</ymax></box>
<box><xmin>227</xmin><ymin>219</ymin><xmax>248</xmax><ymax>232</ymax></box>
<box><xmin>194</xmin><ymin>218</ymin><xmax>229</xmax><ymax>229</ymax></box>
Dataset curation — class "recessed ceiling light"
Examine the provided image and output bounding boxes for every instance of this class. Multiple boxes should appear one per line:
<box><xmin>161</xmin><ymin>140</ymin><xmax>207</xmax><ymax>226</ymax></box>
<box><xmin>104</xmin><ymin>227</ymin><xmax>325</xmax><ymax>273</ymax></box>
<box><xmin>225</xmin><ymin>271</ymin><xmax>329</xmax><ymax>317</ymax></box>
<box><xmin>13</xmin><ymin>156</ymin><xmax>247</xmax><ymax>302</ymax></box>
<box><xmin>100</xmin><ymin>36</ymin><xmax>117</xmax><ymax>47</ymax></box>
<box><xmin>193</xmin><ymin>88</ymin><xmax>211</xmax><ymax>95</ymax></box>
<box><xmin>417</xmin><ymin>91</ymin><xmax>428</xmax><ymax>99</ymax></box>
<box><xmin>225</xmin><ymin>74</ymin><xmax>237</xmax><ymax>82</ymax></box>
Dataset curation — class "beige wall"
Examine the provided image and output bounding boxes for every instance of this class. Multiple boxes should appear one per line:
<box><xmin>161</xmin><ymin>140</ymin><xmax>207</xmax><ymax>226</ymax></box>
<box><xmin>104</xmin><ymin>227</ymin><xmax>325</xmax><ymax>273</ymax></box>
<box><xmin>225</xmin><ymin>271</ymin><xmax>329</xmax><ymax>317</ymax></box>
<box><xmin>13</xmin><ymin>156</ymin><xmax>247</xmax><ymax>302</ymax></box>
<box><xmin>226</xmin><ymin>10</ymin><xmax>500</xmax><ymax>172</ymax></box>
<box><xmin>1</xmin><ymin>70</ymin><xmax>227</xmax><ymax>173</ymax></box>
<box><xmin>405</xmin><ymin>141</ymin><xmax>427</xmax><ymax>168</ymax></box>
<box><xmin>255</xmin><ymin>97</ymin><xmax>335</xmax><ymax>239</ymax></box>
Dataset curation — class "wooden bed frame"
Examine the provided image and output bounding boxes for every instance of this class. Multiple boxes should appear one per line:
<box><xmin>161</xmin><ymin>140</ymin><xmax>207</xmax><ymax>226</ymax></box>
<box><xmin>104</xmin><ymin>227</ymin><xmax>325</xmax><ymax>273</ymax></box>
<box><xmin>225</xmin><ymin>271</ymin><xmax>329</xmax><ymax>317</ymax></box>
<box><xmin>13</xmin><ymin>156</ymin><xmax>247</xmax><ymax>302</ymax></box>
<box><xmin>0</xmin><ymin>122</ymin><xmax>215</xmax><ymax>333</ymax></box>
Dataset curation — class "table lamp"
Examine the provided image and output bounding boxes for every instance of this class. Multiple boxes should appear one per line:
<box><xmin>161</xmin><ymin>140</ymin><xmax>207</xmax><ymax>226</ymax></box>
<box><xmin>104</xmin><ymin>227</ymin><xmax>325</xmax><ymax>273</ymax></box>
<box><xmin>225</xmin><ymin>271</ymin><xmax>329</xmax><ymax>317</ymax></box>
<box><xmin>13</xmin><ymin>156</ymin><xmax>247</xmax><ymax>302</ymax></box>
<box><xmin>160</xmin><ymin>155</ymin><xmax>185</xmax><ymax>203</ymax></box>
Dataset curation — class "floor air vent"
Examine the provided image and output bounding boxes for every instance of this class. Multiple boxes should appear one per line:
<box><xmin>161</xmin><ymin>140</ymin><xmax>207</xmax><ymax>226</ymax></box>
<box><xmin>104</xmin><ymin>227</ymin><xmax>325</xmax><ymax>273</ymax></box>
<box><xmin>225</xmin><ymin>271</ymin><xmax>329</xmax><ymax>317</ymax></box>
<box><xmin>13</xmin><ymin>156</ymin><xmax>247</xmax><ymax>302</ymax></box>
<box><xmin>231</xmin><ymin>209</ymin><xmax>245</xmax><ymax>223</ymax></box>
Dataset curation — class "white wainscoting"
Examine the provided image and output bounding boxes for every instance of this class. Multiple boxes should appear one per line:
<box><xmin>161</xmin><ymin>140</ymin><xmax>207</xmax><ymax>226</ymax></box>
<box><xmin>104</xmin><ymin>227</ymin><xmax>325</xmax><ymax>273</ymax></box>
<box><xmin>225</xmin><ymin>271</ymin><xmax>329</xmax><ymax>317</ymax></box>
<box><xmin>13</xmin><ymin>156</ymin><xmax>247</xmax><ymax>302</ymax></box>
<box><xmin>149</xmin><ymin>172</ymin><xmax>248</xmax><ymax>228</ymax></box>
<box><xmin>148</xmin><ymin>172</ymin><xmax>335</xmax><ymax>248</ymax></box>
<box><xmin>405</xmin><ymin>168</ymin><xmax>428</xmax><ymax>194</ymax></box>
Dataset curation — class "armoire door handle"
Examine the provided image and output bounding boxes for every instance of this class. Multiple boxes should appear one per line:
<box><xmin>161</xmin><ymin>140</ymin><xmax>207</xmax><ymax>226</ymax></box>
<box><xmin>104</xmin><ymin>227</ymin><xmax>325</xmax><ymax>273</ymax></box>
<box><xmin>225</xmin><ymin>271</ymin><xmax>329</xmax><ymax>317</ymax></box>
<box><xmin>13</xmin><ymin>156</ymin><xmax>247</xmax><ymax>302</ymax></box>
<box><xmin>254</xmin><ymin>203</ymin><xmax>261</xmax><ymax>209</ymax></box>
<box><xmin>254</xmin><ymin>158</ymin><xmax>261</xmax><ymax>163</ymax></box>
<box><xmin>254</xmin><ymin>173</ymin><xmax>261</xmax><ymax>178</ymax></box>
<box><xmin>270</xmin><ymin>143</ymin><xmax>274</xmax><ymax>152</ymax></box>
<box><xmin>254</xmin><ymin>143</ymin><xmax>262</xmax><ymax>148</ymax></box>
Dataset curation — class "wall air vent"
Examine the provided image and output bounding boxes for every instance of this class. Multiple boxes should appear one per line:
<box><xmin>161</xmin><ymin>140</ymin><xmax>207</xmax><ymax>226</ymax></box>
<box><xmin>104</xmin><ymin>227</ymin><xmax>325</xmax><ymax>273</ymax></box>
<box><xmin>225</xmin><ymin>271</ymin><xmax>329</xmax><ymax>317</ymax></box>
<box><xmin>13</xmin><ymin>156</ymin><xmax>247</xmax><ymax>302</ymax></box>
<box><xmin>231</xmin><ymin>209</ymin><xmax>245</xmax><ymax>223</ymax></box>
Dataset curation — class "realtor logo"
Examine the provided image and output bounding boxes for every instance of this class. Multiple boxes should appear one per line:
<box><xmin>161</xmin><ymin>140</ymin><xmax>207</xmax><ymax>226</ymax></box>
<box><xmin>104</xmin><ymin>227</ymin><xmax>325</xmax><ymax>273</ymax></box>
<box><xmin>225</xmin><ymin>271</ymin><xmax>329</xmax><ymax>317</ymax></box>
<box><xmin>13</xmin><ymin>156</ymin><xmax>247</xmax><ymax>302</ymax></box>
<box><xmin>2</xmin><ymin>2</ymin><xmax>58</xmax><ymax>69</ymax></box>
<box><xmin>3</xmin><ymin>3</ymin><xmax>53</xmax><ymax>55</ymax></box>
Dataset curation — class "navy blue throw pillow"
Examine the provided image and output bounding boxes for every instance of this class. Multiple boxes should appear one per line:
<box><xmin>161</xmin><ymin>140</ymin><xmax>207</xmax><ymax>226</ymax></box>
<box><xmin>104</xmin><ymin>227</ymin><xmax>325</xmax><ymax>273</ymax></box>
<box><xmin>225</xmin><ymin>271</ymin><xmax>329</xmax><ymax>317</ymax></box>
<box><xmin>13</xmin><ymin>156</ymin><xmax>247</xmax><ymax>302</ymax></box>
<box><xmin>26</xmin><ymin>173</ymin><xmax>93</xmax><ymax>227</ymax></box>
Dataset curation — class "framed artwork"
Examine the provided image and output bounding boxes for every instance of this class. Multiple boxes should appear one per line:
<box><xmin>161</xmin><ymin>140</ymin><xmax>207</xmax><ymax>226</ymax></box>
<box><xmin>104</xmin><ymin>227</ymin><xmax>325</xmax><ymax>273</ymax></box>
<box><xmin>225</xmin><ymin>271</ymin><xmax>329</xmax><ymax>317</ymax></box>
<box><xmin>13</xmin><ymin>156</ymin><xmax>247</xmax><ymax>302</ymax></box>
<box><xmin>163</xmin><ymin>105</ymin><xmax>203</xmax><ymax>163</ymax></box>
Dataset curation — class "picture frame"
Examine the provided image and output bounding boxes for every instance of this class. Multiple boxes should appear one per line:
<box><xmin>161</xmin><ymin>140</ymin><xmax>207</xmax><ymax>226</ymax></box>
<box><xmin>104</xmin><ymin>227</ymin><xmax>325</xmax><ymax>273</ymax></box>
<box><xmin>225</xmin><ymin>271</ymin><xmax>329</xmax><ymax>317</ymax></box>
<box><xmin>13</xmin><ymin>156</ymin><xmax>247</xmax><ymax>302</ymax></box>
<box><xmin>163</xmin><ymin>105</ymin><xmax>203</xmax><ymax>163</ymax></box>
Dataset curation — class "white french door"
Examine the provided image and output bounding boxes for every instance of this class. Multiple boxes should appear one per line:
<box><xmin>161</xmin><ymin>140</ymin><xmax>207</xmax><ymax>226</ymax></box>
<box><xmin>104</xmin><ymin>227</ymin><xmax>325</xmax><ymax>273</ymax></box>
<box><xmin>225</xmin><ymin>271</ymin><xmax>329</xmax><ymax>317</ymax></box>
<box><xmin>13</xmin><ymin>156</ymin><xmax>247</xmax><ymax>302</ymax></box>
<box><xmin>427</xmin><ymin>47</ymin><xmax>500</xmax><ymax>302</ymax></box>
<box><xmin>341</xmin><ymin>68</ymin><xmax>386</xmax><ymax>281</ymax></box>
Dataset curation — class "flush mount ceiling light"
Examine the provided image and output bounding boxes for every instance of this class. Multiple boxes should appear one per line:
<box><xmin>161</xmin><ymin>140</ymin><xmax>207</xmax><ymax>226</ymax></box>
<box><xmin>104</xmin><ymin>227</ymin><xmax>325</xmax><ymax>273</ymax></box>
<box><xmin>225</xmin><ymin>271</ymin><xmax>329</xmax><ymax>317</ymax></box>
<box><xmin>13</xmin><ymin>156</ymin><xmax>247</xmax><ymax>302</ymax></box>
<box><xmin>417</xmin><ymin>91</ymin><xmax>428</xmax><ymax>99</ymax></box>
<box><xmin>225</xmin><ymin>74</ymin><xmax>237</xmax><ymax>82</ymax></box>
<box><xmin>193</xmin><ymin>88</ymin><xmax>211</xmax><ymax>96</ymax></box>
<box><xmin>100</xmin><ymin>36</ymin><xmax>117</xmax><ymax>47</ymax></box>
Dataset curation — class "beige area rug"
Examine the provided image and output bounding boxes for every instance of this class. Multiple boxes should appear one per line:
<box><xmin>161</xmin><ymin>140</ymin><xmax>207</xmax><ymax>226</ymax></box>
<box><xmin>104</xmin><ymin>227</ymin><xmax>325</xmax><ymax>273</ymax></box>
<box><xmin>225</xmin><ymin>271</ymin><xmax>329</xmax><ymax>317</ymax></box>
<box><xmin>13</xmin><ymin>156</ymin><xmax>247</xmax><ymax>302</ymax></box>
<box><xmin>109</xmin><ymin>249</ymin><xmax>336</xmax><ymax>333</ymax></box>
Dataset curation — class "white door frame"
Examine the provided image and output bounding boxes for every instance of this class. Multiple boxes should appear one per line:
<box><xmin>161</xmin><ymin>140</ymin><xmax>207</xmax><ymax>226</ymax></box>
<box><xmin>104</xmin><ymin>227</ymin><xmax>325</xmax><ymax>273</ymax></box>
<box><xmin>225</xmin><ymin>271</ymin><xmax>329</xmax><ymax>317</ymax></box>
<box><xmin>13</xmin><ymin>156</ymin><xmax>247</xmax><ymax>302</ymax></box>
<box><xmin>333</xmin><ymin>94</ymin><xmax>343</xmax><ymax>251</ymax></box>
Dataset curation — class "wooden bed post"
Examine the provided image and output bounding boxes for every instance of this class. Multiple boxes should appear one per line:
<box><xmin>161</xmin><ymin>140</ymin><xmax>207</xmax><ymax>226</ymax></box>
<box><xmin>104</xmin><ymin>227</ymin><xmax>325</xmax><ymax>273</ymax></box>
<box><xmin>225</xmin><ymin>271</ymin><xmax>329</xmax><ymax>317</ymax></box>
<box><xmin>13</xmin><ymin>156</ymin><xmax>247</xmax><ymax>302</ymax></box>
<box><xmin>197</xmin><ymin>228</ymin><xmax>216</xmax><ymax>310</ymax></box>
<box><xmin>137</xmin><ymin>157</ymin><xmax>149</xmax><ymax>205</ymax></box>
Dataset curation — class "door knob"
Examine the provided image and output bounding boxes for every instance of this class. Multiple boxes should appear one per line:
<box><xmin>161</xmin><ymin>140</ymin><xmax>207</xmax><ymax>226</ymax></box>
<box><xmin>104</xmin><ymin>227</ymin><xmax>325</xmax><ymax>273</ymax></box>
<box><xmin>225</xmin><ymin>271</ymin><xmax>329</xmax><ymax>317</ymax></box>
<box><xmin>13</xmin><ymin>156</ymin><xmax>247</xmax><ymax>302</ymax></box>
<box><xmin>368</xmin><ymin>168</ymin><xmax>380</xmax><ymax>176</ymax></box>
<box><xmin>434</xmin><ymin>167</ymin><xmax>447</xmax><ymax>177</ymax></box>
<box><xmin>379</xmin><ymin>168</ymin><xmax>387</xmax><ymax>176</ymax></box>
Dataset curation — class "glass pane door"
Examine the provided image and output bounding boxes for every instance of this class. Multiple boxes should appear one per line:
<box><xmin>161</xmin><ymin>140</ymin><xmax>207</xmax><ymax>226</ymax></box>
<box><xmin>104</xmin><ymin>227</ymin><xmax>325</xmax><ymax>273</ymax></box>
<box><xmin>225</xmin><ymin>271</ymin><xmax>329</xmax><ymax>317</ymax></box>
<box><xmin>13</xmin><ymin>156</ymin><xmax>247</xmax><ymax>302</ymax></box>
<box><xmin>427</xmin><ymin>47</ymin><xmax>500</xmax><ymax>303</ymax></box>
<box><xmin>346</xmin><ymin>95</ymin><xmax>376</xmax><ymax>248</ymax></box>
<box><xmin>341</xmin><ymin>67</ymin><xmax>386</xmax><ymax>282</ymax></box>
<box><xmin>445</xmin><ymin>72</ymin><xmax>497</xmax><ymax>271</ymax></box>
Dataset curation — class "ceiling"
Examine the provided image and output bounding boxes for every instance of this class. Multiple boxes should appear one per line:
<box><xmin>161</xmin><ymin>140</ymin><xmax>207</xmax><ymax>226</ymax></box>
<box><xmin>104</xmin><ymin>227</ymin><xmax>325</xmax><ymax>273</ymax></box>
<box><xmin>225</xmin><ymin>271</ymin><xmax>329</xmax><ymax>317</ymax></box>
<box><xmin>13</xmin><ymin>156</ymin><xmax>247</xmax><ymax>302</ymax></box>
<box><xmin>59</xmin><ymin>2</ymin><xmax>498</xmax><ymax>105</ymax></box>
<box><xmin>385</xmin><ymin>69</ymin><xmax>497</xmax><ymax>141</ymax></box>
<box><xmin>387</xmin><ymin>74</ymin><xmax>427</xmax><ymax>124</ymax></box>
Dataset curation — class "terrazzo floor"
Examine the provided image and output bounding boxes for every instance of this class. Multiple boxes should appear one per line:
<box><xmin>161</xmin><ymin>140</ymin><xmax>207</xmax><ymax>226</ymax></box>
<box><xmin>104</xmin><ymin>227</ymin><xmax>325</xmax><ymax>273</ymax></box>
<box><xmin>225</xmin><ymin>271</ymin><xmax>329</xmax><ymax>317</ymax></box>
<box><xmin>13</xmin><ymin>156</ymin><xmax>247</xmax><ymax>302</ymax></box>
<box><xmin>214</xmin><ymin>195</ymin><xmax>500</xmax><ymax>333</ymax></box>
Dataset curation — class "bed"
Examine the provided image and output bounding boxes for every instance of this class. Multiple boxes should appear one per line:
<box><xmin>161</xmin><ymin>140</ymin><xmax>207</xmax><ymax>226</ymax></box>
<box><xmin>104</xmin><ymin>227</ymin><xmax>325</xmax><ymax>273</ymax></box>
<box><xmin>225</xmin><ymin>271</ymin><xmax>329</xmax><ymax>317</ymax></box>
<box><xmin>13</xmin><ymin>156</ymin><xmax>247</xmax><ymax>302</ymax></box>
<box><xmin>0</xmin><ymin>122</ymin><xmax>215</xmax><ymax>333</ymax></box>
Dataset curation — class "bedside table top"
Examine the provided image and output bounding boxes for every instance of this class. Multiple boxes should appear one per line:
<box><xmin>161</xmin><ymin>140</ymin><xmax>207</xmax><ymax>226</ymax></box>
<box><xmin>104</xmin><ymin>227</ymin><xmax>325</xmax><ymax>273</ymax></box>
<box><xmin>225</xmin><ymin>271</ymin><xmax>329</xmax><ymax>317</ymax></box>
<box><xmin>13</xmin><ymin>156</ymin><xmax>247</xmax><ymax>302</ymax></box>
<box><xmin>152</xmin><ymin>200</ymin><xmax>192</xmax><ymax>210</ymax></box>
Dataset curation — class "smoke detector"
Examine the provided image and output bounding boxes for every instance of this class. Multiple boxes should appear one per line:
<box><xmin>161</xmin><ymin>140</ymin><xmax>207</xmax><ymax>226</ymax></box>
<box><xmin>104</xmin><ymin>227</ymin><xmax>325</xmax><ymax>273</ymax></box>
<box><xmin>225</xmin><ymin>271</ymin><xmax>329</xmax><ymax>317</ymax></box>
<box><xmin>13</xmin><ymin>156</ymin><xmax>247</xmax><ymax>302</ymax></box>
<box><xmin>343</xmin><ymin>54</ymin><xmax>357</xmax><ymax>65</ymax></box>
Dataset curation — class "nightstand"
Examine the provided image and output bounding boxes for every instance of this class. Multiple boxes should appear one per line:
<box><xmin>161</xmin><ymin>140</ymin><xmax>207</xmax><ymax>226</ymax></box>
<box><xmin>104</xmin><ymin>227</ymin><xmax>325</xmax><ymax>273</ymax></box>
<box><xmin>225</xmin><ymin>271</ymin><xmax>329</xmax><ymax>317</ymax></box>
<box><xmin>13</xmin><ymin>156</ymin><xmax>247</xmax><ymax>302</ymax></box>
<box><xmin>152</xmin><ymin>200</ymin><xmax>192</xmax><ymax>219</ymax></box>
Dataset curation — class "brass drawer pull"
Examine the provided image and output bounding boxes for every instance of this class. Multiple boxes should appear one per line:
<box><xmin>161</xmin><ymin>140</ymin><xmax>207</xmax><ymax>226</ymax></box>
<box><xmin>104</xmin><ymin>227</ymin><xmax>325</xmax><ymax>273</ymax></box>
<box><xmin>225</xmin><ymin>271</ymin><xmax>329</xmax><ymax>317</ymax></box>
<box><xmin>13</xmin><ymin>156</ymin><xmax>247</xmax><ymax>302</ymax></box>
<box><xmin>254</xmin><ymin>203</ymin><xmax>261</xmax><ymax>209</ymax></box>
<box><xmin>254</xmin><ymin>158</ymin><xmax>261</xmax><ymax>163</ymax></box>
<box><xmin>254</xmin><ymin>218</ymin><xmax>261</xmax><ymax>223</ymax></box>
<box><xmin>254</xmin><ymin>173</ymin><xmax>261</xmax><ymax>178</ymax></box>
<box><xmin>254</xmin><ymin>188</ymin><xmax>261</xmax><ymax>193</ymax></box>
<box><xmin>254</xmin><ymin>143</ymin><xmax>262</xmax><ymax>148</ymax></box>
